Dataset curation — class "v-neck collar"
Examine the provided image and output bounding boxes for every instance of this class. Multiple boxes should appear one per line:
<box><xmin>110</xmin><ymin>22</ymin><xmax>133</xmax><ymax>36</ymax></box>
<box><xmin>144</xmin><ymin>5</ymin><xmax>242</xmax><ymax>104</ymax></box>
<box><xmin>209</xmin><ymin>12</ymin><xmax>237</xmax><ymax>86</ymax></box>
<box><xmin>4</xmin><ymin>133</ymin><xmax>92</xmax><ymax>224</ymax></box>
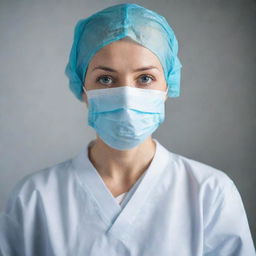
<box><xmin>71</xmin><ymin>138</ymin><xmax>171</xmax><ymax>240</ymax></box>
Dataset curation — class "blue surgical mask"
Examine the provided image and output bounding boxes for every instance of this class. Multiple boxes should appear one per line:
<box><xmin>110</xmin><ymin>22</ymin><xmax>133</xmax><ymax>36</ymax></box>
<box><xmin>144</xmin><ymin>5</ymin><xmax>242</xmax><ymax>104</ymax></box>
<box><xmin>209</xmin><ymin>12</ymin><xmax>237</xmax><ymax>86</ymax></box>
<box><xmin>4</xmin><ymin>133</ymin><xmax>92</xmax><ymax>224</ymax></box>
<box><xmin>83</xmin><ymin>86</ymin><xmax>168</xmax><ymax>150</ymax></box>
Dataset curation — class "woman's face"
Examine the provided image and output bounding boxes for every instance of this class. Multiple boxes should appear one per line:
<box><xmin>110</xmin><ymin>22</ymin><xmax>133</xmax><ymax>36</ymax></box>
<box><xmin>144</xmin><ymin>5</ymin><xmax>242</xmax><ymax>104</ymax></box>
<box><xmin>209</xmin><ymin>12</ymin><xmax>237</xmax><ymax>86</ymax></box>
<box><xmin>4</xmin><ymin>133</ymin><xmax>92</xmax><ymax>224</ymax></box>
<box><xmin>82</xmin><ymin>37</ymin><xmax>168</xmax><ymax>106</ymax></box>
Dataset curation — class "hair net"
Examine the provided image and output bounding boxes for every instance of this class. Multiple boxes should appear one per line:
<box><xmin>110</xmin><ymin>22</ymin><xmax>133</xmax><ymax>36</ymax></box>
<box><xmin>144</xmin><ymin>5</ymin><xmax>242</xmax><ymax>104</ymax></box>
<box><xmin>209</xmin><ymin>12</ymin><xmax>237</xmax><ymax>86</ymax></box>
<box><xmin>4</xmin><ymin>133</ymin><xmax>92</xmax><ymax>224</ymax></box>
<box><xmin>65</xmin><ymin>3</ymin><xmax>182</xmax><ymax>102</ymax></box>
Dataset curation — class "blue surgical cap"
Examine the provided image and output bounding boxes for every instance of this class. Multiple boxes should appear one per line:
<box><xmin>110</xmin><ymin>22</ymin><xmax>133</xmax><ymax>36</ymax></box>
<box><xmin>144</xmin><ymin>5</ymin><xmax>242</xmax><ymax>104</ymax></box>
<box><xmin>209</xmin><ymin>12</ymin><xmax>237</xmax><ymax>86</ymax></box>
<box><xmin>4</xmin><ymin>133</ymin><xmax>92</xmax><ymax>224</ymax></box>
<box><xmin>65</xmin><ymin>3</ymin><xmax>182</xmax><ymax>102</ymax></box>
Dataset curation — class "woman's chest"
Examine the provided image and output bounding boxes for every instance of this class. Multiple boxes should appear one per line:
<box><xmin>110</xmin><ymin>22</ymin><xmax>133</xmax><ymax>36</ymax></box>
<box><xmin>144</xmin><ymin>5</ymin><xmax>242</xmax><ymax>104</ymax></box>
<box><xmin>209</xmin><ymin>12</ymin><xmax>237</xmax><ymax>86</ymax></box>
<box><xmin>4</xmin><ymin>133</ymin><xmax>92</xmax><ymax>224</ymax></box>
<box><xmin>26</xmin><ymin>185</ymin><xmax>203</xmax><ymax>256</ymax></box>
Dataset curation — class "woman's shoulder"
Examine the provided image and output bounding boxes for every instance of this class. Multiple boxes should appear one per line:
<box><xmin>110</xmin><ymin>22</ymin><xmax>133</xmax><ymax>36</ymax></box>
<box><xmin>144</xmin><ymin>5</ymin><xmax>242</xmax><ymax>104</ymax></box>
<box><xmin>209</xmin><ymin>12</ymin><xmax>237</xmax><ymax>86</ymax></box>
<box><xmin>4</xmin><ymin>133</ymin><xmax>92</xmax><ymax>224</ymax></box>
<box><xmin>5</xmin><ymin>157</ymin><xmax>74</xmax><ymax>208</ymax></box>
<box><xmin>164</xmin><ymin>146</ymin><xmax>235</xmax><ymax>191</ymax></box>
<box><xmin>165</xmin><ymin>148</ymin><xmax>244</xmax><ymax>217</ymax></box>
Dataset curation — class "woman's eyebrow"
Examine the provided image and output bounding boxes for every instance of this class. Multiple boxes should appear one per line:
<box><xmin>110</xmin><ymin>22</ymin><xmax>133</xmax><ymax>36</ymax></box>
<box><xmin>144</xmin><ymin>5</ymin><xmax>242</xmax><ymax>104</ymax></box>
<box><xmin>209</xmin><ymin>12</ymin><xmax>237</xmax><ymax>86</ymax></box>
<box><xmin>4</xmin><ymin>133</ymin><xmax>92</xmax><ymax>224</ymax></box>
<box><xmin>92</xmin><ymin>65</ymin><xmax>159</xmax><ymax>72</ymax></box>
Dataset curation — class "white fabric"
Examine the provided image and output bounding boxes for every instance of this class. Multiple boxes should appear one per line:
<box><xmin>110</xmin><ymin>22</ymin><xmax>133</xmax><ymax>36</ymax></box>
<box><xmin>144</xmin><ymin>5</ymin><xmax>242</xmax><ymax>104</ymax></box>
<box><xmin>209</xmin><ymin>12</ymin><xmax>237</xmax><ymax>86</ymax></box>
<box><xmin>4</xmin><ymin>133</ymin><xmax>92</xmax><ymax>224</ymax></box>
<box><xmin>115</xmin><ymin>192</ymin><xmax>128</xmax><ymax>205</ymax></box>
<box><xmin>0</xmin><ymin>138</ymin><xmax>255</xmax><ymax>256</ymax></box>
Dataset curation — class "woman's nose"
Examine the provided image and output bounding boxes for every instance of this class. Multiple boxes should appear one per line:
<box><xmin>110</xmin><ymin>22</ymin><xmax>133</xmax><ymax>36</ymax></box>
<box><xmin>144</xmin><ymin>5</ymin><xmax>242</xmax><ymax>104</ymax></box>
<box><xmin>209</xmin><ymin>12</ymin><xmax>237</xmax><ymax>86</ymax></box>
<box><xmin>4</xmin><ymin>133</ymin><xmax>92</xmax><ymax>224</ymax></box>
<box><xmin>114</xmin><ymin>77</ymin><xmax>136</xmax><ymax>88</ymax></box>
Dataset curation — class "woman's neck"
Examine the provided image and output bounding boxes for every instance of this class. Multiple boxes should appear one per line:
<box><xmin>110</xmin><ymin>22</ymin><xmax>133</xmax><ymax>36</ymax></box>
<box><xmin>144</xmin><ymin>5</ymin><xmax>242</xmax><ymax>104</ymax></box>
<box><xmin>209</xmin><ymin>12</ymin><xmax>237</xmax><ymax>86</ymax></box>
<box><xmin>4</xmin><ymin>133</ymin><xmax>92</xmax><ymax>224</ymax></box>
<box><xmin>88</xmin><ymin>135</ymin><xmax>156</xmax><ymax>185</ymax></box>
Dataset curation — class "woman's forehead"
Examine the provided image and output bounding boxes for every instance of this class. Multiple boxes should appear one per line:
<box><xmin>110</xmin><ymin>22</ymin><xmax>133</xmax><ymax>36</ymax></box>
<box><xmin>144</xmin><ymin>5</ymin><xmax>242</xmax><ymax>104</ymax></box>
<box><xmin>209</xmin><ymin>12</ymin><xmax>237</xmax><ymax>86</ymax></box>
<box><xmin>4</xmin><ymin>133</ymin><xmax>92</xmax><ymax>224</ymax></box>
<box><xmin>87</xmin><ymin>39</ymin><xmax>164</xmax><ymax>72</ymax></box>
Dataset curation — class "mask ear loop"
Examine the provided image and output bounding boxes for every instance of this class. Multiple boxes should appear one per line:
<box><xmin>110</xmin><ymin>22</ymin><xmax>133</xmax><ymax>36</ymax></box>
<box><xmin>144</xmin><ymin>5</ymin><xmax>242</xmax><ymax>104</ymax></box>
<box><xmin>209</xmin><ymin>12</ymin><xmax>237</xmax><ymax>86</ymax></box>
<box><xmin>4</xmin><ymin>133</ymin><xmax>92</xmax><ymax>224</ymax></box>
<box><xmin>83</xmin><ymin>85</ymin><xmax>87</xmax><ymax>95</ymax></box>
<box><xmin>164</xmin><ymin>85</ymin><xmax>169</xmax><ymax>98</ymax></box>
<box><xmin>166</xmin><ymin>86</ymin><xmax>169</xmax><ymax>95</ymax></box>
<box><xmin>82</xmin><ymin>86</ymin><xmax>90</xmax><ymax>106</ymax></box>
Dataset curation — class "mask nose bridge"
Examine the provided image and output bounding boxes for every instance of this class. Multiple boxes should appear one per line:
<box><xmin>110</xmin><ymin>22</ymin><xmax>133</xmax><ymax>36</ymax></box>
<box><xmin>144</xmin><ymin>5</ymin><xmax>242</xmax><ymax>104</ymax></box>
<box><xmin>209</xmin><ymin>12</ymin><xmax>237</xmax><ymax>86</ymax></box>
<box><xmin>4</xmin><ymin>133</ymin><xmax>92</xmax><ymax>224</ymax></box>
<box><xmin>83</xmin><ymin>84</ymin><xmax>135</xmax><ymax>95</ymax></box>
<box><xmin>83</xmin><ymin>85</ymin><xmax>169</xmax><ymax>95</ymax></box>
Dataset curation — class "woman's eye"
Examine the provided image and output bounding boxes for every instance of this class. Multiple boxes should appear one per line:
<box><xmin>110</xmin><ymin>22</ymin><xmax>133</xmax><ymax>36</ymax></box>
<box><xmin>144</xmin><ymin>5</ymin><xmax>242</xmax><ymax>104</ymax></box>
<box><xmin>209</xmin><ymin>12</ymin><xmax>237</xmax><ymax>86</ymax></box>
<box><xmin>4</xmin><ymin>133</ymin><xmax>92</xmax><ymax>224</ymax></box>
<box><xmin>138</xmin><ymin>75</ymin><xmax>154</xmax><ymax>84</ymax></box>
<box><xmin>96</xmin><ymin>75</ymin><xmax>114</xmax><ymax>85</ymax></box>
<box><xmin>96</xmin><ymin>74</ymin><xmax>155</xmax><ymax>86</ymax></box>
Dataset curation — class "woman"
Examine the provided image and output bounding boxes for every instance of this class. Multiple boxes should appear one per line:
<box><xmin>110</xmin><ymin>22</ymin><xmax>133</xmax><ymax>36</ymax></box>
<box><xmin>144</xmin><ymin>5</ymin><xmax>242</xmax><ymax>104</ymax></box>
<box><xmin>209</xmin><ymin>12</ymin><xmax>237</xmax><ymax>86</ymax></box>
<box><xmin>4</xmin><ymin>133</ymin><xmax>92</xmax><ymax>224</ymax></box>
<box><xmin>0</xmin><ymin>3</ymin><xmax>255</xmax><ymax>256</ymax></box>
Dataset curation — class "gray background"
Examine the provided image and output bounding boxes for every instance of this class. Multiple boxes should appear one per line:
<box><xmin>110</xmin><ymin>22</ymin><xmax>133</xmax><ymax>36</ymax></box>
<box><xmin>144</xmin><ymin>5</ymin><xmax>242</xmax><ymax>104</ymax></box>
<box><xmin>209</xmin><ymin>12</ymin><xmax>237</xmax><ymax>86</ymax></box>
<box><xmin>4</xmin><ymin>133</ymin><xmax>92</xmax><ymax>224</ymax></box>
<box><xmin>0</xmin><ymin>0</ymin><xmax>255</xmax><ymax>245</ymax></box>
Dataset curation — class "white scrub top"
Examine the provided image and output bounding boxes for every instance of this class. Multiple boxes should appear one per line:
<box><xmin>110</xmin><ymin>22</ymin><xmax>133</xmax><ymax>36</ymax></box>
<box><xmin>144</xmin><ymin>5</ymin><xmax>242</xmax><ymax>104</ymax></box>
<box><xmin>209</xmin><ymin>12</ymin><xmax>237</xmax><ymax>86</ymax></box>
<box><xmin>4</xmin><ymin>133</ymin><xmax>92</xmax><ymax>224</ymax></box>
<box><xmin>0</xmin><ymin>138</ymin><xmax>255</xmax><ymax>256</ymax></box>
